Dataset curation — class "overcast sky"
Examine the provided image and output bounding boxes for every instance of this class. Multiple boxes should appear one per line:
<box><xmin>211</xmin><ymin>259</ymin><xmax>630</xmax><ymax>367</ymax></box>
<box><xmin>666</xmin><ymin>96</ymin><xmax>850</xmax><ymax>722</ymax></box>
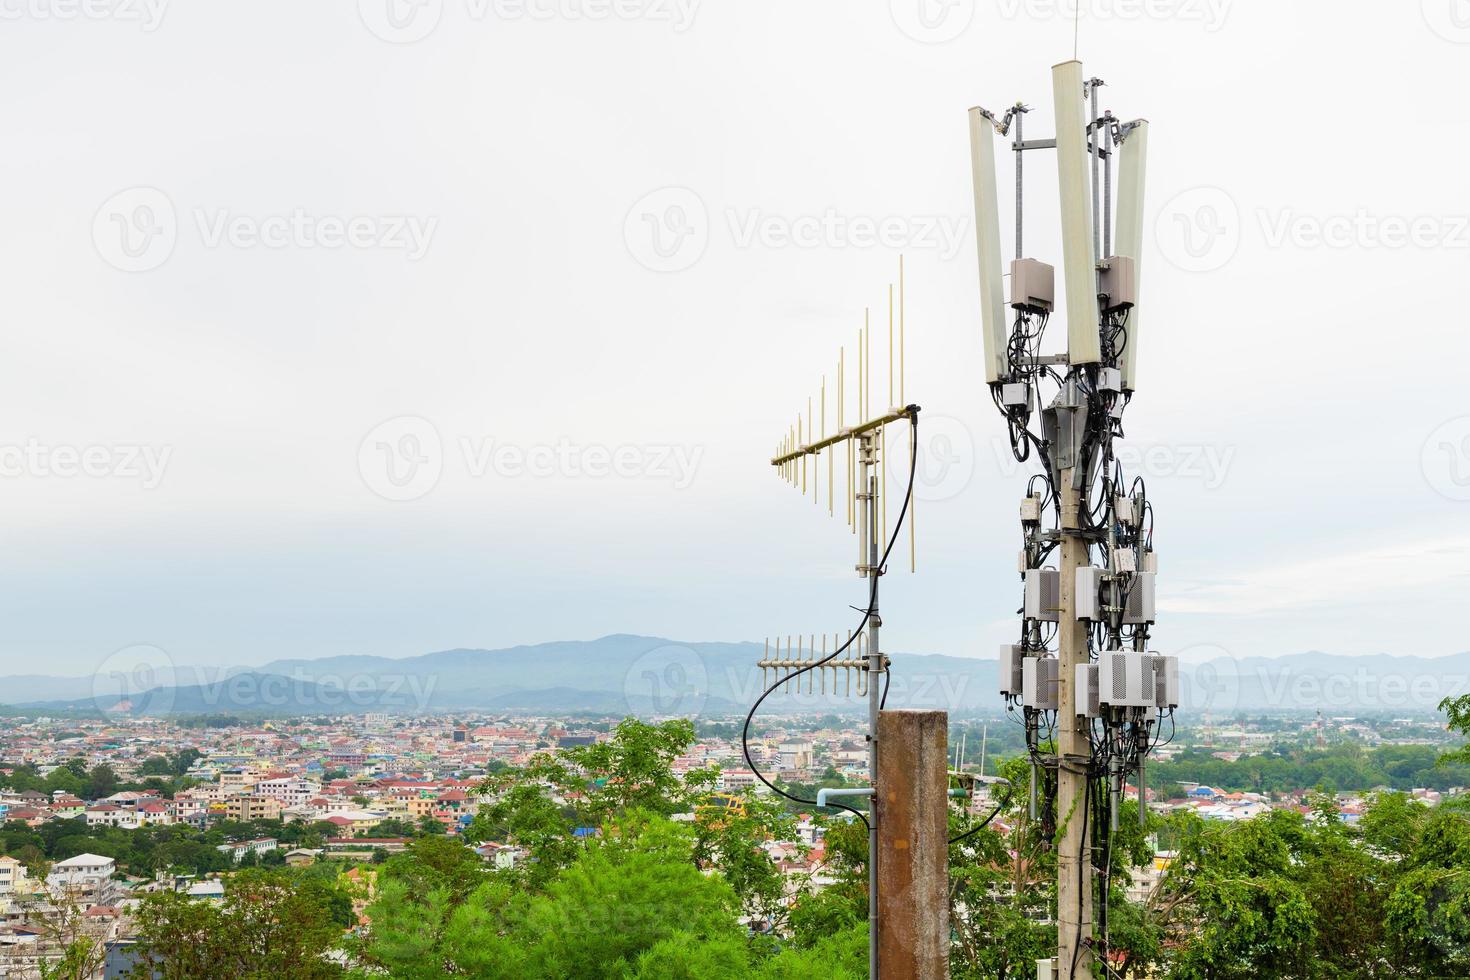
<box><xmin>0</xmin><ymin>0</ymin><xmax>1466</xmax><ymax>678</ymax></box>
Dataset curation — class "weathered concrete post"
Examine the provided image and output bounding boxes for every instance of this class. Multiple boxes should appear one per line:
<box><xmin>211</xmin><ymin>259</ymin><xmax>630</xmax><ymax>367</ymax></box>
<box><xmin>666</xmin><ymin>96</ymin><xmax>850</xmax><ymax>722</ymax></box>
<box><xmin>877</xmin><ymin>708</ymin><xmax>949</xmax><ymax>979</ymax></box>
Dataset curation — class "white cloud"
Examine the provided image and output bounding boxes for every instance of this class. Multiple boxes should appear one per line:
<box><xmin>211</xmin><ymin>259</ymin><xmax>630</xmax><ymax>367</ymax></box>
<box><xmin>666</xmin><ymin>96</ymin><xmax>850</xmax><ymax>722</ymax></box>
<box><xmin>1162</xmin><ymin>535</ymin><xmax>1470</xmax><ymax>617</ymax></box>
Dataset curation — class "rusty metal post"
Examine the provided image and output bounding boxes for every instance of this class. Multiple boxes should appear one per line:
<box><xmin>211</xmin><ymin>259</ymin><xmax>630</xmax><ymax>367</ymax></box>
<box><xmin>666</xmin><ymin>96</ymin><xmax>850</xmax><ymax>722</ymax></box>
<box><xmin>877</xmin><ymin>708</ymin><xmax>949</xmax><ymax>979</ymax></box>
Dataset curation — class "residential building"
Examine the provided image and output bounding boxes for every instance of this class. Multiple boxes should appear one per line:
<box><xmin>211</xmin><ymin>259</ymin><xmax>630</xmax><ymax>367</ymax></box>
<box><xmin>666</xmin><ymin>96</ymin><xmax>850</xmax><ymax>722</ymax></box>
<box><xmin>216</xmin><ymin>838</ymin><xmax>278</xmax><ymax>864</ymax></box>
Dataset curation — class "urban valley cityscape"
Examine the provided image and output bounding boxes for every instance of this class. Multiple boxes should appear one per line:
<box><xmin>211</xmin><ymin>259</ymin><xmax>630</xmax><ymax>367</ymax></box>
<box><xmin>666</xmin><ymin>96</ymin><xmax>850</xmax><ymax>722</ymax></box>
<box><xmin>0</xmin><ymin>643</ymin><xmax>1466</xmax><ymax>977</ymax></box>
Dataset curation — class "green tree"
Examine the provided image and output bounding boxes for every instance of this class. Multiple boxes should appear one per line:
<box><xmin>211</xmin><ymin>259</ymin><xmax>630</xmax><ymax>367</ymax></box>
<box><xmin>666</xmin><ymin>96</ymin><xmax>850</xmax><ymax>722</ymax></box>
<box><xmin>1158</xmin><ymin>811</ymin><xmax>1323</xmax><ymax>975</ymax></box>
<box><xmin>947</xmin><ymin>758</ymin><xmax>1056</xmax><ymax>979</ymax></box>
<box><xmin>517</xmin><ymin>814</ymin><xmax>743</xmax><ymax>977</ymax></box>
<box><xmin>1439</xmin><ymin>694</ymin><xmax>1470</xmax><ymax>767</ymax></box>
<box><xmin>129</xmin><ymin>868</ymin><xmax>346</xmax><ymax>979</ymax></box>
<box><xmin>691</xmin><ymin>790</ymin><xmax>796</xmax><ymax>927</ymax></box>
<box><xmin>358</xmin><ymin>813</ymin><xmax>749</xmax><ymax>979</ymax></box>
<box><xmin>1382</xmin><ymin>797</ymin><xmax>1470</xmax><ymax>976</ymax></box>
<box><xmin>83</xmin><ymin>764</ymin><xmax>119</xmax><ymax>801</ymax></box>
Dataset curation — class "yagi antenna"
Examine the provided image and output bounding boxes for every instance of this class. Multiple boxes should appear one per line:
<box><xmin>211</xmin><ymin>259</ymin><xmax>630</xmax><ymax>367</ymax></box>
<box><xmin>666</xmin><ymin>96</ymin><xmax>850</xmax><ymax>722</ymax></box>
<box><xmin>750</xmin><ymin>255</ymin><xmax>923</xmax><ymax>980</ymax></box>
<box><xmin>771</xmin><ymin>257</ymin><xmax>920</xmax><ymax>575</ymax></box>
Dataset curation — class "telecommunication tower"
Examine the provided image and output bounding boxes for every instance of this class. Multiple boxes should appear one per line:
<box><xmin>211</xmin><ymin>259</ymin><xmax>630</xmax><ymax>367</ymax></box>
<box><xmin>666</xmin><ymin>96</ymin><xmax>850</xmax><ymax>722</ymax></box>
<box><xmin>969</xmin><ymin>61</ymin><xmax>1178</xmax><ymax>980</ymax></box>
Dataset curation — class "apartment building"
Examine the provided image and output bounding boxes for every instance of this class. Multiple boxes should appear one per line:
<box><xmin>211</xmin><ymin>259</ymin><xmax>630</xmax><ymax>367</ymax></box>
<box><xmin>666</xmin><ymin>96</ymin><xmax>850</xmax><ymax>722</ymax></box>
<box><xmin>224</xmin><ymin>795</ymin><xmax>282</xmax><ymax>823</ymax></box>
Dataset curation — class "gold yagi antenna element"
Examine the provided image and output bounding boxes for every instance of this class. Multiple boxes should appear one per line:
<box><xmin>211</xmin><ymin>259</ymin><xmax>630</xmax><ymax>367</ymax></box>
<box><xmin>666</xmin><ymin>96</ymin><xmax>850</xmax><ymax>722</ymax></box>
<box><xmin>768</xmin><ymin>257</ymin><xmax>919</xmax><ymax>574</ymax></box>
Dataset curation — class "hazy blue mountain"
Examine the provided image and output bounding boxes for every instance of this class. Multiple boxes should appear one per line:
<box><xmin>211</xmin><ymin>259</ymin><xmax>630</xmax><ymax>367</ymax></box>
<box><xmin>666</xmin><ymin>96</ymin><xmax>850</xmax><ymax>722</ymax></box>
<box><xmin>0</xmin><ymin>675</ymin><xmax>98</xmax><ymax>704</ymax></box>
<box><xmin>2</xmin><ymin>636</ymin><xmax>1466</xmax><ymax>717</ymax></box>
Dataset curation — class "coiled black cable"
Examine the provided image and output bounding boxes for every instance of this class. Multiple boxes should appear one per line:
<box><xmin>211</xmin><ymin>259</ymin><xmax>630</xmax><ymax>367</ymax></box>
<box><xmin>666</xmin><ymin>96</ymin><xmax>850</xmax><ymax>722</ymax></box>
<box><xmin>949</xmin><ymin>784</ymin><xmax>1015</xmax><ymax>845</ymax></box>
<box><xmin>740</xmin><ymin>408</ymin><xmax>922</xmax><ymax>831</ymax></box>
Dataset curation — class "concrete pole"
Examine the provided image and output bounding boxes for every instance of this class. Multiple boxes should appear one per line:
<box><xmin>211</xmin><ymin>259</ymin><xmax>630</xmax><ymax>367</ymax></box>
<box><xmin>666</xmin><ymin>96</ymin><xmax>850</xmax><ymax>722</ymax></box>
<box><xmin>1056</xmin><ymin>468</ymin><xmax>1093</xmax><ymax>979</ymax></box>
<box><xmin>877</xmin><ymin>709</ymin><xmax>949</xmax><ymax>979</ymax></box>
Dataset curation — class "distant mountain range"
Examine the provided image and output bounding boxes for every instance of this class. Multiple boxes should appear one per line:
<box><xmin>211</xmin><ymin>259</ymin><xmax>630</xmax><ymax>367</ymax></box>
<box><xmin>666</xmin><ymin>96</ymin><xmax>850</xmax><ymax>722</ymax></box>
<box><xmin>3</xmin><ymin>636</ymin><xmax>1467</xmax><ymax>718</ymax></box>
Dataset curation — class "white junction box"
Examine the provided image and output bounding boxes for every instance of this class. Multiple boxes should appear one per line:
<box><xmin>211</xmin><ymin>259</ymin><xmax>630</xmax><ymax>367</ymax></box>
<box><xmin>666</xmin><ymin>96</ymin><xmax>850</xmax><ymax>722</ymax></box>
<box><xmin>1022</xmin><ymin>655</ymin><xmax>1059</xmax><ymax>710</ymax></box>
<box><xmin>1112</xmin><ymin>548</ymin><xmax>1137</xmax><ymax>574</ymax></box>
<box><xmin>1025</xmin><ymin>568</ymin><xmax>1061</xmax><ymax>622</ymax></box>
<box><xmin>1010</xmin><ymin>257</ymin><xmax>1055</xmax><ymax>313</ymax></box>
<box><xmin>1075</xmin><ymin>663</ymin><xmax>1100</xmax><ymax>717</ymax></box>
<box><xmin>1100</xmin><ymin>255</ymin><xmax>1137</xmax><ymax>311</ymax></box>
<box><xmin>1020</xmin><ymin>494</ymin><xmax>1043</xmax><ymax>523</ymax></box>
<box><xmin>1075</xmin><ymin>565</ymin><xmax>1104</xmax><ymax>621</ymax></box>
<box><xmin>1122</xmin><ymin>571</ymin><xmax>1157</xmax><ymax>624</ymax></box>
<box><xmin>999</xmin><ymin>644</ymin><xmax>1025</xmax><ymax>697</ymax></box>
<box><xmin>1147</xmin><ymin>653</ymin><xmax>1180</xmax><ymax>708</ymax></box>
<box><xmin>1113</xmin><ymin>494</ymin><xmax>1134</xmax><ymax>525</ymax></box>
<box><xmin>1098</xmin><ymin>649</ymin><xmax>1155</xmax><ymax>708</ymax></box>
<box><xmin>1002</xmin><ymin>382</ymin><xmax>1033</xmax><ymax>412</ymax></box>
